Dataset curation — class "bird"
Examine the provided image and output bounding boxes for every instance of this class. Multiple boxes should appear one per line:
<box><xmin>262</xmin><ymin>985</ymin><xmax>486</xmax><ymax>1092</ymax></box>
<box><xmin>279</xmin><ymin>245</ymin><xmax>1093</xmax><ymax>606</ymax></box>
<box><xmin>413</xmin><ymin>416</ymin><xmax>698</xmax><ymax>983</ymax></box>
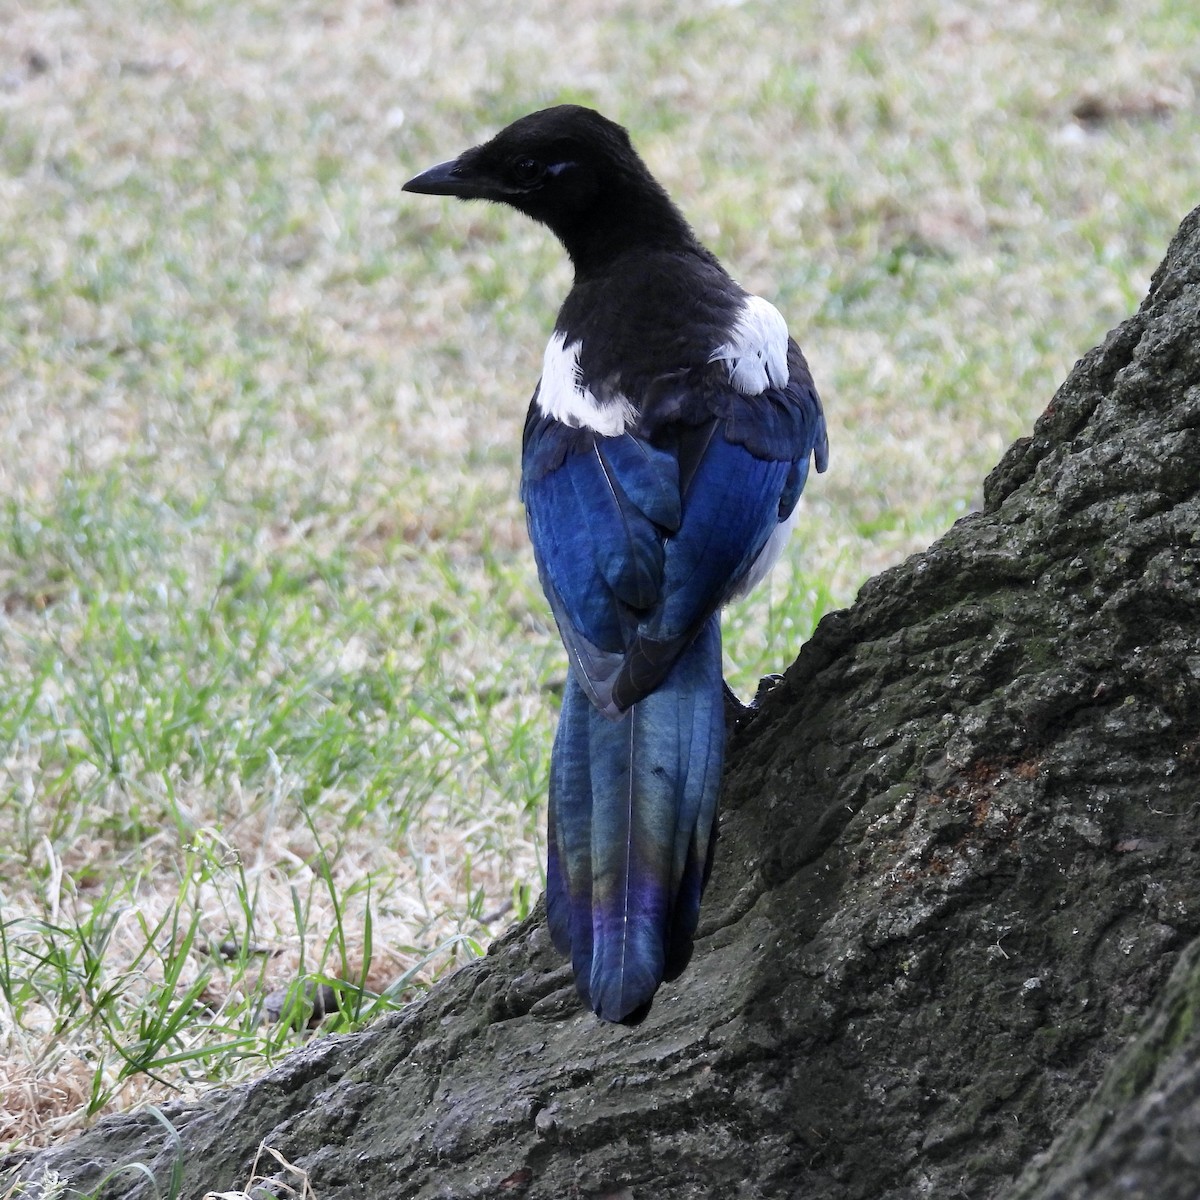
<box><xmin>403</xmin><ymin>105</ymin><xmax>828</xmax><ymax>1023</ymax></box>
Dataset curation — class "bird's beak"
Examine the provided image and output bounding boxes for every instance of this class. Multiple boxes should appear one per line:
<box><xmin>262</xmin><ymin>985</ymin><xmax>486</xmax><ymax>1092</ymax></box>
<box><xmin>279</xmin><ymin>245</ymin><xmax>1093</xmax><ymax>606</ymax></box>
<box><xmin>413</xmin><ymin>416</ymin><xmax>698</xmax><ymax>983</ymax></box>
<box><xmin>402</xmin><ymin>155</ymin><xmax>491</xmax><ymax>200</ymax></box>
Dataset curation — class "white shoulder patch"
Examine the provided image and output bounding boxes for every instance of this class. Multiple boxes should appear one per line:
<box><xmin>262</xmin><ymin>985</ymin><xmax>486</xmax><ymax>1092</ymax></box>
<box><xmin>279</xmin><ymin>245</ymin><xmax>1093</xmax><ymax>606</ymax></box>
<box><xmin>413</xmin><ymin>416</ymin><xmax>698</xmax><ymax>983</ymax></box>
<box><xmin>709</xmin><ymin>294</ymin><xmax>790</xmax><ymax>395</ymax></box>
<box><xmin>536</xmin><ymin>332</ymin><xmax>635</xmax><ymax>437</ymax></box>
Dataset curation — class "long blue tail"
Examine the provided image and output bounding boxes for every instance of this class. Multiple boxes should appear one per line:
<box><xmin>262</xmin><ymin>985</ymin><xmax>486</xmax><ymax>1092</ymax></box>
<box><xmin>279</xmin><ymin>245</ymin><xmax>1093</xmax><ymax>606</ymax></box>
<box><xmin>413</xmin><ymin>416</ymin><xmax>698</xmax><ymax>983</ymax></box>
<box><xmin>546</xmin><ymin>616</ymin><xmax>724</xmax><ymax>1022</ymax></box>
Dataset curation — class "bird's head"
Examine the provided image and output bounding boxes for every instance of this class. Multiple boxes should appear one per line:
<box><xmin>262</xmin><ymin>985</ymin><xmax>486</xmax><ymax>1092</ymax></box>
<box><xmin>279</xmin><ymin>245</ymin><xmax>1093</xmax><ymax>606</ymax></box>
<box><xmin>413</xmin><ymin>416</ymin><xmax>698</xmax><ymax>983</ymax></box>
<box><xmin>403</xmin><ymin>105</ymin><xmax>692</xmax><ymax>272</ymax></box>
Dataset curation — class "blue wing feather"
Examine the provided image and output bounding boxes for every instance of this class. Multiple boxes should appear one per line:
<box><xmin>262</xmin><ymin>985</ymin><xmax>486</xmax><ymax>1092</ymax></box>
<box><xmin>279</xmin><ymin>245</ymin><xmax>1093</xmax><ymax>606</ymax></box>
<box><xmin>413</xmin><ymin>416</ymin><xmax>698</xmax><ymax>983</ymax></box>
<box><xmin>571</xmin><ymin>450</ymin><xmax>663</xmax><ymax>611</ymax></box>
<box><xmin>596</xmin><ymin>437</ymin><xmax>681</xmax><ymax>532</ymax></box>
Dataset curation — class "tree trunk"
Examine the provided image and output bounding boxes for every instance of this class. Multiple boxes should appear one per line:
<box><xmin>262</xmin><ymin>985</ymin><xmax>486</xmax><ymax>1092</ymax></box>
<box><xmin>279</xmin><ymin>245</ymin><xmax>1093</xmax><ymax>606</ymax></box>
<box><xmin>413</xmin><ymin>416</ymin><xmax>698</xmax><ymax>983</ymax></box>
<box><xmin>6</xmin><ymin>207</ymin><xmax>1200</xmax><ymax>1200</ymax></box>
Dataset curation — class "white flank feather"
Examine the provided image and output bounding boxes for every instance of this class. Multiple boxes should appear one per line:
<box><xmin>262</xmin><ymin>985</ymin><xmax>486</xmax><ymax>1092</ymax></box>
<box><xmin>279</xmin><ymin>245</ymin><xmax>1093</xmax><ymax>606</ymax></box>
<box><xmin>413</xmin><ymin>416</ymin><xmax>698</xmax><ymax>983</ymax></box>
<box><xmin>727</xmin><ymin>504</ymin><xmax>800</xmax><ymax>601</ymax></box>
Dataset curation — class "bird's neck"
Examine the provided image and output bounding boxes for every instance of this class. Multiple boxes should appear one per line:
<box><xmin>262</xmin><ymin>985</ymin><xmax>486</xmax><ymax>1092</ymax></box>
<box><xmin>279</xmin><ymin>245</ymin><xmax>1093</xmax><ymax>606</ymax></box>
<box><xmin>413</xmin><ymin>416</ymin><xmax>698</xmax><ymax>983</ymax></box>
<box><xmin>554</xmin><ymin>178</ymin><xmax>699</xmax><ymax>280</ymax></box>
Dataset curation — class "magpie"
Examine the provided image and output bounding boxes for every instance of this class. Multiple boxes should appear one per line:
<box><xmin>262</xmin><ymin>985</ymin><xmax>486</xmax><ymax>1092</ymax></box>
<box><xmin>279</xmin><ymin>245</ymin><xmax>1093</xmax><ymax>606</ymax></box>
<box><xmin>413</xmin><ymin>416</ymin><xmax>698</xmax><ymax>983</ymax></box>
<box><xmin>404</xmin><ymin>105</ymin><xmax>828</xmax><ymax>1023</ymax></box>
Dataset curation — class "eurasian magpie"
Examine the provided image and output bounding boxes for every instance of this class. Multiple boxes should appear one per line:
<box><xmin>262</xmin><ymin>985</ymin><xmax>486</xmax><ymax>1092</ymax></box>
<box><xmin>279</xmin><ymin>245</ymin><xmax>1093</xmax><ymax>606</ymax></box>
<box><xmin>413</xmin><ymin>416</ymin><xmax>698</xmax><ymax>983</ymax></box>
<box><xmin>404</xmin><ymin>105</ymin><xmax>828</xmax><ymax>1023</ymax></box>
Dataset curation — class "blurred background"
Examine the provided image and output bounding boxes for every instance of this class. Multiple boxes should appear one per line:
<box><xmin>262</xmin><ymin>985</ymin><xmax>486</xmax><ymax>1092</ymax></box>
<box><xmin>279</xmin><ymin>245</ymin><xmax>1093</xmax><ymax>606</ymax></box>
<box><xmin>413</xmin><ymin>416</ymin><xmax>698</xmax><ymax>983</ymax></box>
<box><xmin>1</xmin><ymin>0</ymin><xmax>1197</xmax><ymax>1151</ymax></box>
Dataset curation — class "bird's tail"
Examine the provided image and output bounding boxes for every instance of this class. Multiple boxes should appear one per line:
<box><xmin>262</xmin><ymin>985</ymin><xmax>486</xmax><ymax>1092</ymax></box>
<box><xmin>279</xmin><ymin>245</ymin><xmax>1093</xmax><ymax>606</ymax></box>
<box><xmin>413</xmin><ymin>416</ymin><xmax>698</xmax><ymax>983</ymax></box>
<box><xmin>546</xmin><ymin>616</ymin><xmax>724</xmax><ymax>1022</ymax></box>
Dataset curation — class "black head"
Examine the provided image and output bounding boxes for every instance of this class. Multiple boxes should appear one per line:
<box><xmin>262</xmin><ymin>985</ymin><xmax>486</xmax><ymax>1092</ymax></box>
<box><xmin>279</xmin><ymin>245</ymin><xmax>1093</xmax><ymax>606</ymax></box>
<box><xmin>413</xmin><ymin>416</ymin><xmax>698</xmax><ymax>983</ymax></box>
<box><xmin>403</xmin><ymin>105</ymin><xmax>694</xmax><ymax>274</ymax></box>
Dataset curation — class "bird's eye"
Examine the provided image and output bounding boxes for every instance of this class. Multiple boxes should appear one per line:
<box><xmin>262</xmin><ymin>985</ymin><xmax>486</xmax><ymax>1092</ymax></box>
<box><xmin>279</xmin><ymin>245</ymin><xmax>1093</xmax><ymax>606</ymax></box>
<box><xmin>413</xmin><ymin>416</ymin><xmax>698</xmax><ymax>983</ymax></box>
<box><xmin>511</xmin><ymin>157</ymin><xmax>547</xmax><ymax>186</ymax></box>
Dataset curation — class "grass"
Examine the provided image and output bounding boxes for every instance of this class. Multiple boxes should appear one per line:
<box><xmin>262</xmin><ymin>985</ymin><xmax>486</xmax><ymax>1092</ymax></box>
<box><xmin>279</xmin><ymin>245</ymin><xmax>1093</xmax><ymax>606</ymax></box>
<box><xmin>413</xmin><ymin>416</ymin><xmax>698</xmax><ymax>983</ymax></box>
<box><xmin>2</xmin><ymin>0</ymin><xmax>1199</xmax><ymax>1162</ymax></box>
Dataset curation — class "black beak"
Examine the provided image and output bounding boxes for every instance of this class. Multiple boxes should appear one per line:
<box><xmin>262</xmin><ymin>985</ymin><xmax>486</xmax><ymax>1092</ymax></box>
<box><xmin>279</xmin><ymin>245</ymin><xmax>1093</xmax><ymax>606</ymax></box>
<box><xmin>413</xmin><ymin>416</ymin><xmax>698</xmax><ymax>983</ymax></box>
<box><xmin>403</xmin><ymin>156</ymin><xmax>490</xmax><ymax>200</ymax></box>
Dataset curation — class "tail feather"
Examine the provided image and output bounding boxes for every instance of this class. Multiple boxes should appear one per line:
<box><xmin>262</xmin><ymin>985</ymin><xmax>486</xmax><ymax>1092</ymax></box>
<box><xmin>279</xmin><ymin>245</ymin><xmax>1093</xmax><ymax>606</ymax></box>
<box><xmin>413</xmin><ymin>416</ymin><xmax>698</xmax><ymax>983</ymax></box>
<box><xmin>548</xmin><ymin>616</ymin><xmax>724</xmax><ymax>1022</ymax></box>
<box><xmin>664</xmin><ymin>629</ymin><xmax>724</xmax><ymax>976</ymax></box>
<box><xmin>546</xmin><ymin>677</ymin><xmax>595</xmax><ymax>1007</ymax></box>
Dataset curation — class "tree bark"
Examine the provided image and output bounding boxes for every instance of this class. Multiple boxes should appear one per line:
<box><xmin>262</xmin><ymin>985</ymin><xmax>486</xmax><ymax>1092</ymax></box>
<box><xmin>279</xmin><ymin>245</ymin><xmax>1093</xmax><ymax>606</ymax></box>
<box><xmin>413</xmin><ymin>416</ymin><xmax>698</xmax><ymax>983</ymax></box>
<box><xmin>5</xmin><ymin>207</ymin><xmax>1200</xmax><ymax>1200</ymax></box>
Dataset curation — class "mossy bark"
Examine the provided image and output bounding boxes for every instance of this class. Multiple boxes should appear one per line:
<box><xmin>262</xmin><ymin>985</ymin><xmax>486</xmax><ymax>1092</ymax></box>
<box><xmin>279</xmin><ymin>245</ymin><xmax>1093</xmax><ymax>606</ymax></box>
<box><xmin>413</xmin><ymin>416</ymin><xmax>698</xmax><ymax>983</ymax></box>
<box><xmin>5</xmin><ymin>207</ymin><xmax>1200</xmax><ymax>1200</ymax></box>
